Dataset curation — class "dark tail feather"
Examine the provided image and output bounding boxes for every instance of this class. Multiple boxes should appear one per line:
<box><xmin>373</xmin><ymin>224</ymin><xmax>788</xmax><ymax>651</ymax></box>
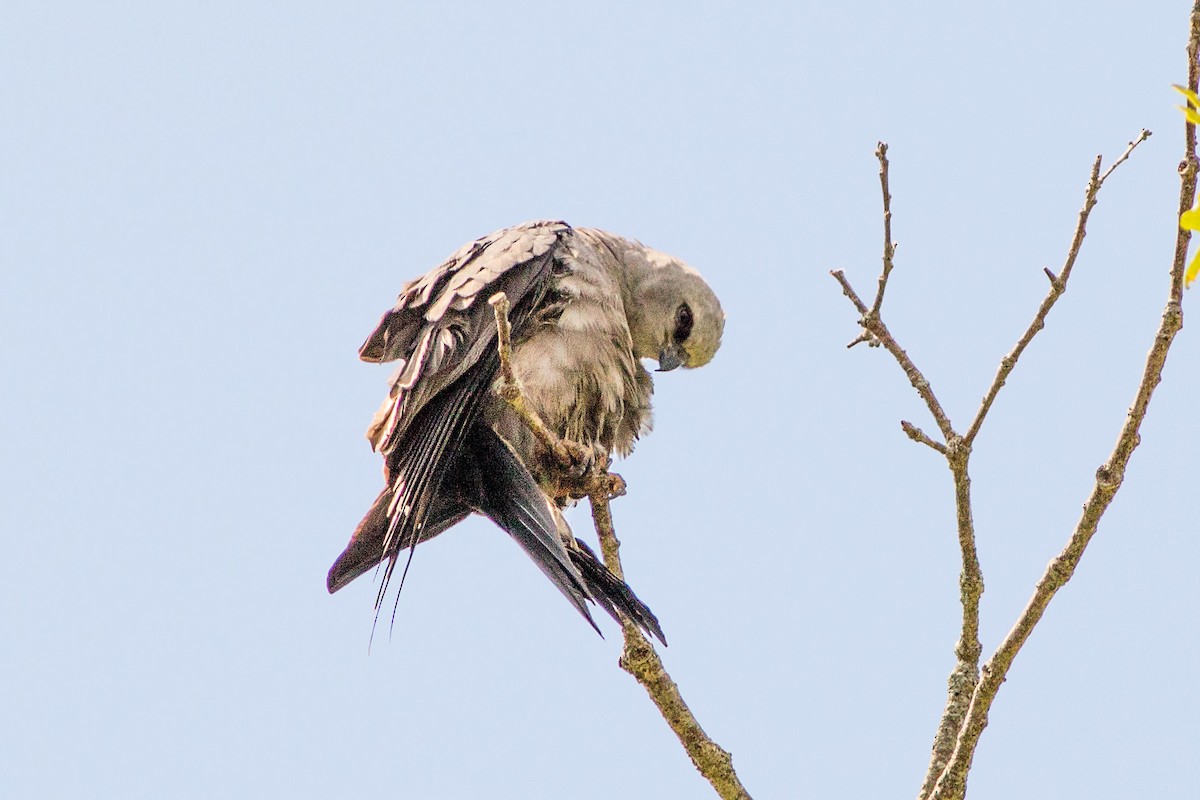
<box><xmin>471</xmin><ymin>426</ymin><xmax>666</xmax><ymax>645</ymax></box>
<box><xmin>330</xmin><ymin>421</ymin><xmax>667</xmax><ymax>645</ymax></box>
<box><xmin>327</xmin><ymin>486</ymin><xmax>469</xmax><ymax>594</ymax></box>
<box><xmin>467</xmin><ymin>427</ymin><xmax>603</xmax><ymax>636</ymax></box>
<box><xmin>569</xmin><ymin>539</ymin><xmax>667</xmax><ymax>646</ymax></box>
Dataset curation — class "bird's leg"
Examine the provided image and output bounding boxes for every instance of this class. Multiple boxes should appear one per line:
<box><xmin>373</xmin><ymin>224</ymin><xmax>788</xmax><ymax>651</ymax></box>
<box><xmin>490</xmin><ymin>291</ymin><xmax>622</xmax><ymax>502</ymax></box>
<box><xmin>490</xmin><ymin>291</ymin><xmax>576</xmax><ymax>459</ymax></box>
<box><xmin>556</xmin><ymin>447</ymin><xmax>628</xmax><ymax>502</ymax></box>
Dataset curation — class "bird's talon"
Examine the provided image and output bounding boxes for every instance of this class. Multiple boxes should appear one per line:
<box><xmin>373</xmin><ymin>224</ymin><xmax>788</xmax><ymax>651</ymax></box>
<box><xmin>554</xmin><ymin>439</ymin><xmax>594</xmax><ymax>476</ymax></box>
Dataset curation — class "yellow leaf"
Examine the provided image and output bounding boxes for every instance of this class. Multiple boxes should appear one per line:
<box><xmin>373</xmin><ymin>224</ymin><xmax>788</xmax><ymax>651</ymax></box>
<box><xmin>1177</xmin><ymin>104</ymin><xmax>1200</xmax><ymax>125</ymax></box>
<box><xmin>1187</xmin><ymin>251</ymin><xmax>1200</xmax><ymax>289</ymax></box>
<box><xmin>1174</xmin><ymin>84</ymin><xmax>1200</xmax><ymax>106</ymax></box>
<box><xmin>1181</xmin><ymin>209</ymin><xmax>1200</xmax><ymax>230</ymax></box>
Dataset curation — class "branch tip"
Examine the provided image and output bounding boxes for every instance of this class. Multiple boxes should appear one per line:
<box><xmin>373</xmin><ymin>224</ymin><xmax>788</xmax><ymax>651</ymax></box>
<box><xmin>900</xmin><ymin>421</ymin><xmax>948</xmax><ymax>454</ymax></box>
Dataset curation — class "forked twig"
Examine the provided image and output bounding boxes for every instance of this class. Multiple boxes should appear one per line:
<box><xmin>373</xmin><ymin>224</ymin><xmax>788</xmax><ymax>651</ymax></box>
<box><xmin>925</xmin><ymin>15</ymin><xmax>1193</xmax><ymax>800</ymax></box>
<box><xmin>964</xmin><ymin>130</ymin><xmax>1152</xmax><ymax>447</ymax></box>
<box><xmin>832</xmin><ymin>115</ymin><xmax>1157</xmax><ymax>800</ymax></box>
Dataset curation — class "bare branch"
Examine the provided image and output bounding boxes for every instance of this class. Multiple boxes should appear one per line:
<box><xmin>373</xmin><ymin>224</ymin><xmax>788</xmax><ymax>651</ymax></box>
<box><xmin>831</xmin><ymin>268</ymin><xmax>870</xmax><ymax>314</ymax></box>
<box><xmin>846</xmin><ymin>331</ymin><xmax>876</xmax><ymax>349</ymax></box>
<box><xmin>926</xmin><ymin>24</ymin><xmax>1194</xmax><ymax>800</ymax></box>
<box><xmin>871</xmin><ymin>141</ymin><xmax>898</xmax><ymax>316</ymax></box>
<box><xmin>1099</xmin><ymin>129</ymin><xmax>1154</xmax><ymax>183</ymax></box>
<box><xmin>838</xmin><ymin>125</ymin><xmax>1152</xmax><ymax>798</ymax></box>
<box><xmin>590</xmin><ymin>488</ymin><xmax>754</xmax><ymax>800</ymax></box>
<box><xmin>834</xmin><ymin>158</ymin><xmax>985</xmax><ymax>793</ymax></box>
<box><xmin>900</xmin><ymin>420</ymin><xmax>947</xmax><ymax>454</ymax></box>
<box><xmin>830</xmin><ymin>269</ymin><xmax>956</xmax><ymax>441</ymax></box>
<box><xmin>964</xmin><ymin>130</ymin><xmax>1152</xmax><ymax>447</ymax></box>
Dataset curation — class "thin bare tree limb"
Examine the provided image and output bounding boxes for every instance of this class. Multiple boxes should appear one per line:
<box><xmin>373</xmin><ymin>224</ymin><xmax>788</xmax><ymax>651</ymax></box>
<box><xmin>590</xmin><ymin>490</ymin><xmax>754</xmax><ymax>800</ymax></box>
<box><xmin>833</xmin><ymin>115</ymin><xmax>1156</xmax><ymax>800</ymax></box>
<box><xmin>846</xmin><ymin>330</ymin><xmax>877</xmax><ymax>349</ymax></box>
<box><xmin>489</xmin><ymin>291</ymin><xmax>753</xmax><ymax>800</ymax></box>
<box><xmin>924</xmin><ymin>15</ymin><xmax>1195</xmax><ymax>797</ymax></box>
<box><xmin>833</xmin><ymin>145</ymin><xmax>987</xmax><ymax>791</ymax></box>
<box><xmin>833</xmin><ymin>162</ymin><xmax>985</xmax><ymax>792</ymax></box>
<box><xmin>872</xmin><ymin>141</ymin><xmax>898</xmax><ymax>317</ymax></box>
<box><xmin>830</xmin><ymin>268</ymin><xmax>956</xmax><ymax>441</ymax></box>
<box><xmin>900</xmin><ymin>420</ymin><xmax>948</xmax><ymax>454</ymax></box>
<box><xmin>964</xmin><ymin>130</ymin><xmax>1152</xmax><ymax>448</ymax></box>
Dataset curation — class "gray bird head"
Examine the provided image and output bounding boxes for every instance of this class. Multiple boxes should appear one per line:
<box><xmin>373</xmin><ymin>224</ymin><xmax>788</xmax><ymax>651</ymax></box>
<box><xmin>620</xmin><ymin>247</ymin><xmax>725</xmax><ymax>372</ymax></box>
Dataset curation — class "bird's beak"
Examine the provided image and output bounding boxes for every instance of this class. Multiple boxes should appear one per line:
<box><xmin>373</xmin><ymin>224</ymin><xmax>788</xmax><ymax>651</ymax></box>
<box><xmin>657</xmin><ymin>343</ymin><xmax>685</xmax><ymax>372</ymax></box>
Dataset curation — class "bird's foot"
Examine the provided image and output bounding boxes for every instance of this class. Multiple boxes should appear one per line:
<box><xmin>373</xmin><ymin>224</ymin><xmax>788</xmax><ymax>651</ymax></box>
<box><xmin>554</xmin><ymin>443</ymin><xmax>619</xmax><ymax>501</ymax></box>
<box><xmin>552</xmin><ymin>439</ymin><xmax>609</xmax><ymax>478</ymax></box>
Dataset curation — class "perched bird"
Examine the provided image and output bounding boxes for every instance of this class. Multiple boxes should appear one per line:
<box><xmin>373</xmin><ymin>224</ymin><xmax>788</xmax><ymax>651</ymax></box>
<box><xmin>327</xmin><ymin>220</ymin><xmax>724</xmax><ymax>642</ymax></box>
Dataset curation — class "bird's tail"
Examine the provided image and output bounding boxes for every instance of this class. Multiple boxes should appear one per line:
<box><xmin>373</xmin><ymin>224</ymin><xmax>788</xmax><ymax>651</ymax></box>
<box><xmin>327</xmin><ymin>486</ymin><xmax>469</xmax><ymax>595</ymax></box>
<box><xmin>328</xmin><ymin>422</ymin><xmax>668</xmax><ymax>645</ymax></box>
<box><xmin>468</xmin><ymin>427</ymin><xmax>666</xmax><ymax>644</ymax></box>
<box><xmin>568</xmin><ymin>538</ymin><xmax>666</xmax><ymax>645</ymax></box>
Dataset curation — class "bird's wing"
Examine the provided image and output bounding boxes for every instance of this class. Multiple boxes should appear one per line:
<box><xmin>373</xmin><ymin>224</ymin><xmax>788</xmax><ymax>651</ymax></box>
<box><xmin>330</xmin><ymin>220</ymin><xmax>677</xmax><ymax>643</ymax></box>
<box><xmin>361</xmin><ymin>220</ymin><xmax>570</xmax><ymax>455</ymax></box>
<box><xmin>340</xmin><ymin>350</ymin><xmax>501</xmax><ymax>616</ymax></box>
<box><xmin>328</xmin><ymin>221</ymin><xmax>568</xmax><ymax>613</ymax></box>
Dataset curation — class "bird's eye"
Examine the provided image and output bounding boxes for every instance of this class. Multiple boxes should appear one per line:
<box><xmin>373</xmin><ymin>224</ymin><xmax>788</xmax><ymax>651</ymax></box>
<box><xmin>673</xmin><ymin>303</ymin><xmax>694</xmax><ymax>343</ymax></box>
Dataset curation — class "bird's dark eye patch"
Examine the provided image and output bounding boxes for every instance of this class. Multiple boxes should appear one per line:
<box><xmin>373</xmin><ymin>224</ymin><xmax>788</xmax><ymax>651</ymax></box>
<box><xmin>673</xmin><ymin>303</ymin><xmax>694</xmax><ymax>343</ymax></box>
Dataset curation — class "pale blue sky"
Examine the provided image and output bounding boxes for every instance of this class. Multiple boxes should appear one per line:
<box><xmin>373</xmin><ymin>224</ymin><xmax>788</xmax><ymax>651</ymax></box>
<box><xmin>3</xmin><ymin>2</ymin><xmax>1197</xmax><ymax>798</ymax></box>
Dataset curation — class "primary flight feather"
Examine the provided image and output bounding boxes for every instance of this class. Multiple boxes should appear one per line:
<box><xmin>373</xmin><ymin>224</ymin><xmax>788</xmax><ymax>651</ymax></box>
<box><xmin>328</xmin><ymin>220</ymin><xmax>724</xmax><ymax>642</ymax></box>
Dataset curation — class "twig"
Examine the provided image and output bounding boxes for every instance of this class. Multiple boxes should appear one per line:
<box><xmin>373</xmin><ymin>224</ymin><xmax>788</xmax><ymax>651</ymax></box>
<box><xmin>833</xmin><ymin>128</ymin><xmax>1152</xmax><ymax>800</ymax></box>
<box><xmin>964</xmin><ymin>129</ymin><xmax>1152</xmax><ymax>447</ymax></box>
<box><xmin>833</xmin><ymin>165</ymin><xmax>985</xmax><ymax>794</ymax></box>
<box><xmin>872</xmin><ymin>142</ymin><xmax>897</xmax><ymax>316</ymax></box>
<box><xmin>1099</xmin><ymin>130</ymin><xmax>1153</xmax><ymax>183</ymax></box>
<box><xmin>926</xmin><ymin>14</ymin><xmax>1194</xmax><ymax>799</ymax></box>
<box><xmin>832</xmin><ymin>152</ymin><xmax>985</xmax><ymax>754</ymax></box>
<box><xmin>830</xmin><ymin>268</ymin><xmax>956</xmax><ymax>441</ymax></box>
<box><xmin>900</xmin><ymin>421</ymin><xmax>947</xmax><ymax>454</ymax></box>
<box><xmin>590</xmin><ymin>489</ymin><xmax>754</xmax><ymax>800</ymax></box>
<box><xmin>489</xmin><ymin>291</ymin><xmax>753</xmax><ymax>800</ymax></box>
<box><xmin>847</xmin><ymin>331</ymin><xmax>876</xmax><ymax>349</ymax></box>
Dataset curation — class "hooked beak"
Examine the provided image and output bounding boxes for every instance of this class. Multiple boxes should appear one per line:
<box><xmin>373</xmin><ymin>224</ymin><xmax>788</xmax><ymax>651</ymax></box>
<box><xmin>657</xmin><ymin>342</ymin><xmax>685</xmax><ymax>372</ymax></box>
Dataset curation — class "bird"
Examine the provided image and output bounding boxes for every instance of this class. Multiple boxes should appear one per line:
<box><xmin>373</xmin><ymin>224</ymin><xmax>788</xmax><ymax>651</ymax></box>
<box><xmin>327</xmin><ymin>220</ymin><xmax>724</xmax><ymax>643</ymax></box>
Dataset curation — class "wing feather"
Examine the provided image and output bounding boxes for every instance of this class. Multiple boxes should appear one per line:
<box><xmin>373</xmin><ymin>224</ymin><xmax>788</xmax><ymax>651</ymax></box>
<box><xmin>331</xmin><ymin>220</ymin><xmax>692</xmax><ymax>644</ymax></box>
<box><xmin>360</xmin><ymin>221</ymin><xmax>570</xmax><ymax>453</ymax></box>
